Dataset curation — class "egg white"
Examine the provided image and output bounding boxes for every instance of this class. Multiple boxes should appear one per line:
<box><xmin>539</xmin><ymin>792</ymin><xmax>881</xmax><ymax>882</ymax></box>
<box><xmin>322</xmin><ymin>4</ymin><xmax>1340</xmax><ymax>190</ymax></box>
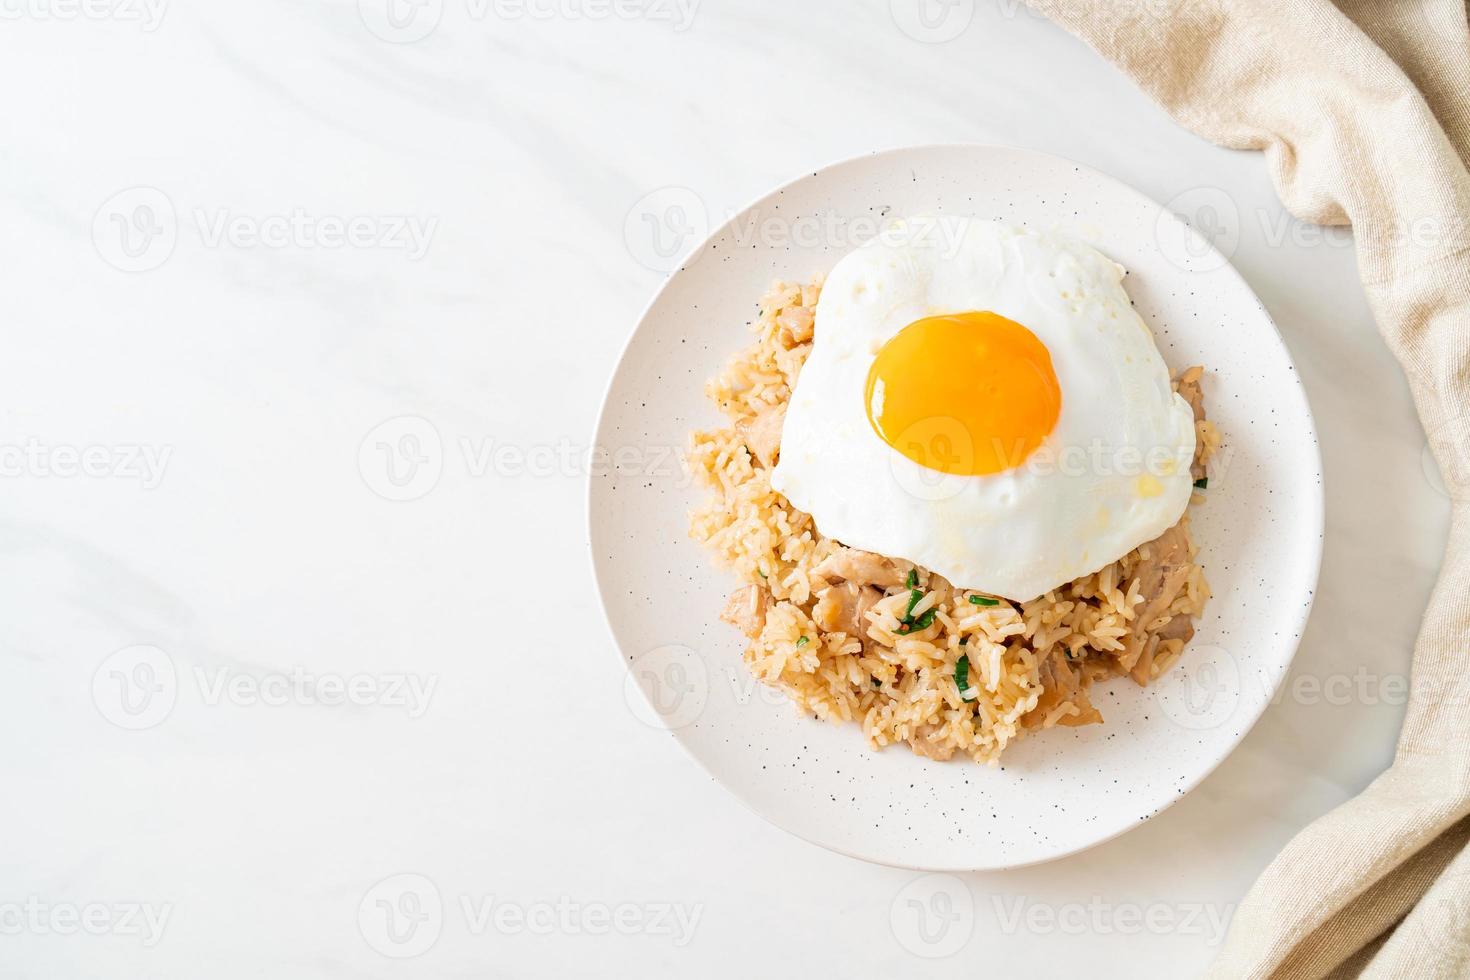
<box><xmin>770</xmin><ymin>215</ymin><xmax>1198</xmax><ymax>601</ymax></box>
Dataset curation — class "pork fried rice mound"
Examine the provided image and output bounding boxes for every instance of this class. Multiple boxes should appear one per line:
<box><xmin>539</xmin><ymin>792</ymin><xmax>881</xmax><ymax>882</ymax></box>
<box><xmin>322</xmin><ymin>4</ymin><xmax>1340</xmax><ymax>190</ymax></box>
<box><xmin>689</xmin><ymin>280</ymin><xmax>1221</xmax><ymax>764</ymax></box>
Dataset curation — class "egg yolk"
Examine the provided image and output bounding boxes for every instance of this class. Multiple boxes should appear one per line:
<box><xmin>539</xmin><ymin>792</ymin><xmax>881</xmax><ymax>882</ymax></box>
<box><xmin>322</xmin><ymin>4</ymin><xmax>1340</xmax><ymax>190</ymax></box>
<box><xmin>865</xmin><ymin>311</ymin><xmax>1061</xmax><ymax>476</ymax></box>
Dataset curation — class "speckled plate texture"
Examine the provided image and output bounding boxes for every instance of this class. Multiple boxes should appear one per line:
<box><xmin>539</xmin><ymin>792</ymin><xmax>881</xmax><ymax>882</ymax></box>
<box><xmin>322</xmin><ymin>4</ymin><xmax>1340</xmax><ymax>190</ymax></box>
<box><xmin>589</xmin><ymin>144</ymin><xmax>1324</xmax><ymax>870</ymax></box>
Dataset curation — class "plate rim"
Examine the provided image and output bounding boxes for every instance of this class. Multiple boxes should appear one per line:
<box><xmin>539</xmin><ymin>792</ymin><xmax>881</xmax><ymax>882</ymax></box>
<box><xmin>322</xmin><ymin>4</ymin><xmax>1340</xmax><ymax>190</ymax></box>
<box><xmin>587</xmin><ymin>141</ymin><xmax>1326</xmax><ymax>870</ymax></box>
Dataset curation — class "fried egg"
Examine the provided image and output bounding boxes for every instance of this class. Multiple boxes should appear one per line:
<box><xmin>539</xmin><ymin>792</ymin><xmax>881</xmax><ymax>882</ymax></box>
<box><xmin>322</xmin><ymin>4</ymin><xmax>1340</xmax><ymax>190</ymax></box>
<box><xmin>770</xmin><ymin>215</ymin><xmax>1197</xmax><ymax>601</ymax></box>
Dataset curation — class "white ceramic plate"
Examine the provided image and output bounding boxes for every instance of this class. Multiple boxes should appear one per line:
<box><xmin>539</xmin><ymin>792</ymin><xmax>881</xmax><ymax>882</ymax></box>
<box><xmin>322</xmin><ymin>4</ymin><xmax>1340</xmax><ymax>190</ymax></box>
<box><xmin>590</xmin><ymin>144</ymin><xmax>1323</xmax><ymax>870</ymax></box>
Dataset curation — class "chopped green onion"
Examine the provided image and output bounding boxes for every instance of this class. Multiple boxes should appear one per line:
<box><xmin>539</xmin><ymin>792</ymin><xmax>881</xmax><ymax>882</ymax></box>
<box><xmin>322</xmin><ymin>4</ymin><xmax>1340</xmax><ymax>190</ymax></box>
<box><xmin>796</xmin><ymin>636</ymin><xmax>809</xmax><ymax>647</ymax></box>
<box><xmin>955</xmin><ymin>654</ymin><xmax>971</xmax><ymax>694</ymax></box>
<box><xmin>906</xmin><ymin>568</ymin><xmax>918</xmax><ymax>589</ymax></box>
<box><xmin>871</xmin><ymin>677</ymin><xmax>881</xmax><ymax>688</ymax></box>
<box><xmin>969</xmin><ymin>595</ymin><xmax>999</xmax><ymax>606</ymax></box>
<box><xmin>898</xmin><ymin>609</ymin><xmax>937</xmax><ymax>635</ymax></box>
<box><xmin>897</xmin><ymin>586</ymin><xmax>935</xmax><ymax>634</ymax></box>
<box><xmin>1193</xmin><ymin>477</ymin><xmax>1208</xmax><ymax>490</ymax></box>
<box><xmin>757</xmin><ymin>568</ymin><xmax>768</xmax><ymax>579</ymax></box>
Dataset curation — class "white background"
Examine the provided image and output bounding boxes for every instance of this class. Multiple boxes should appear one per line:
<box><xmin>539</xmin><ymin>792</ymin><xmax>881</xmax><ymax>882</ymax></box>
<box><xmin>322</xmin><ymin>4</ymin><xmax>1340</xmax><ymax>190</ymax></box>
<box><xmin>0</xmin><ymin>0</ymin><xmax>1449</xmax><ymax>977</ymax></box>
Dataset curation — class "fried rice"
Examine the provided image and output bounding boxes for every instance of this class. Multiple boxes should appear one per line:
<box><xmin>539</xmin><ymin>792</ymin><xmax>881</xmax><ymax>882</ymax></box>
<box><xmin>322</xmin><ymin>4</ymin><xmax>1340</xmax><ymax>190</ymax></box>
<box><xmin>689</xmin><ymin>279</ymin><xmax>1221</xmax><ymax>764</ymax></box>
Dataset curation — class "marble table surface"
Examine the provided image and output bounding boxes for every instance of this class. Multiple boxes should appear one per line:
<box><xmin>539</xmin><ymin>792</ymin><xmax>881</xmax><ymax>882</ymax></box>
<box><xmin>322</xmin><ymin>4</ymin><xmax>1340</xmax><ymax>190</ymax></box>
<box><xmin>0</xmin><ymin>1</ymin><xmax>1449</xmax><ymax>977</ymax></box>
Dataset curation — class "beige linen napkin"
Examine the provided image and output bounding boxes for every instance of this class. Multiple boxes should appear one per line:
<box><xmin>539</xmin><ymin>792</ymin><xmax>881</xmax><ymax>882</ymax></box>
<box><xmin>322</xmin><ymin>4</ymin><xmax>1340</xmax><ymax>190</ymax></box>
<box><xmin>1029</xmin><ymin>0</ymin><xmax>1470</xmax><ymax>976</ymax></box>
